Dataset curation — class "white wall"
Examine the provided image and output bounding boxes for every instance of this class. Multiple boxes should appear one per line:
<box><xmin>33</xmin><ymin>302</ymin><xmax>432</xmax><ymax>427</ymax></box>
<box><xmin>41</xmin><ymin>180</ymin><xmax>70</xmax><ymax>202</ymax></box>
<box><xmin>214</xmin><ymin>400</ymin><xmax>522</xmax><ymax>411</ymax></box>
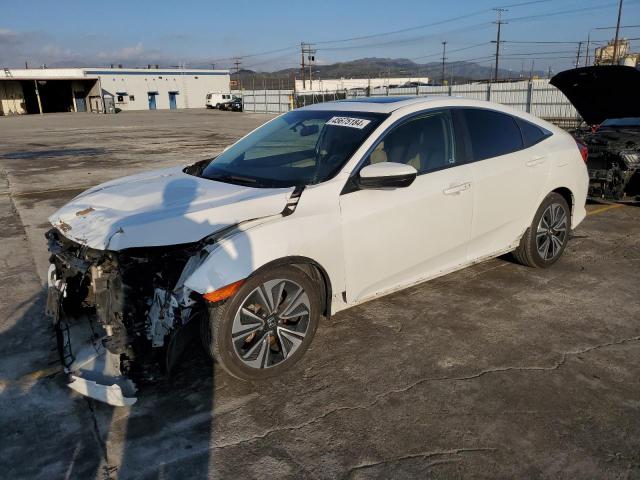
<box><xmin>0</xmin><ymin>68</ymin><xmax>86</xmax><ymax>79</ymax></box>
<box><xmin>0</xmin><ymin>67</ymin><xmax>230</xmax><ymax>113</ymax></box>
<box><xmin>0</xmin><ymin>81</ymin><xmax>26</xmax><ymax>115</ymax></box>
<box><xmin>89</xmin><ymin>69</ymin><xmax>230</xmax><ymax>110</ymax></box>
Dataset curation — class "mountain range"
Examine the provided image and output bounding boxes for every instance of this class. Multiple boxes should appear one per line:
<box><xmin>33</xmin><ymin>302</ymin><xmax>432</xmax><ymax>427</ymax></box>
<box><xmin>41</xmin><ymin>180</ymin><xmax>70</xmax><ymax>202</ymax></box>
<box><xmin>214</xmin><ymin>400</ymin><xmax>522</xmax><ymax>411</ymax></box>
<box><xmin>235</xmin><ymin>57</ymin><xmax>545</xmax><ymax>88</ymax></box>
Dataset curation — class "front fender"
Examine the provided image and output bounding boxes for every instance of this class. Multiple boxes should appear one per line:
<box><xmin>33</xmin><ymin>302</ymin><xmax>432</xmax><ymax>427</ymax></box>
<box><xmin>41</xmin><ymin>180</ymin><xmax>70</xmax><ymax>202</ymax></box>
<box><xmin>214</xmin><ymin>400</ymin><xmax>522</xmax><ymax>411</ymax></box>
<box><xmin>183</xmin><ymin>210</ymin><xmax>345</xmax><ymax>307</ymax></box>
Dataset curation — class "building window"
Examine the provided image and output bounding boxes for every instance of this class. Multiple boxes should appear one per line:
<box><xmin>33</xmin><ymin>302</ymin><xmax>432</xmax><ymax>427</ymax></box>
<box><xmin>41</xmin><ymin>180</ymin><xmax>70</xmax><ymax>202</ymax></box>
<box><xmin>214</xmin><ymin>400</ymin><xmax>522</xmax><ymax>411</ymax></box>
<box><xmin>129</xmin><ymin>95</ymin><xmax>135</xmax><ymax>101</ymax></box>
<box><xmin>117</xmin><ymin>95</ymin><xmax>124</xmax><ymax>102</ymax></box>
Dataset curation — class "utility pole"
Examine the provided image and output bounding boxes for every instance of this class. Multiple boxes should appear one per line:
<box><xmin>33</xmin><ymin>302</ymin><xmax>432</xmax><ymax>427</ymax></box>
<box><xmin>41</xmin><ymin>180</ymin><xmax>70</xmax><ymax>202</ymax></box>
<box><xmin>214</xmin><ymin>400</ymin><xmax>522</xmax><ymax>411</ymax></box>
<box><xmin>300</xmin><ymin>42</ymin><xmax>306</xmax><ymax>90</ymax></box>
<box><xmin>612</xmin><ymin>0</ymin><xmax>624</xmax><ymax>64</ymax></box>
<box><xmin>307</xmin><ymin>44</ymin><xmax>317</xmax><ymax>91</ymax></box>
<box><xmin>441</xmin><ymin>41</ymin><xmax>447</xmax><ymax>85</ymax></box>
<box><xmin>233</xmin><ymin>57</ymin><xmax>242</xmax><ymax>90</ymax></box>
<box><xmin>300</xmin><ymin>42</ymin><xmax>317</xmax><ymax>91</ymax></box>
<box><xmin>492</xmin><ymin>8</ymin><xmax>507</xmax><ymax>83</ymax></box>
<box><xmin>575</xmin><ymin>41</ymin><xmax>583</xmax><ymax>68</ymax></box>
<box><xmin>585</xmin><ymin>31</ymin><xmax>592</xmax><ymax>67</ymax></box>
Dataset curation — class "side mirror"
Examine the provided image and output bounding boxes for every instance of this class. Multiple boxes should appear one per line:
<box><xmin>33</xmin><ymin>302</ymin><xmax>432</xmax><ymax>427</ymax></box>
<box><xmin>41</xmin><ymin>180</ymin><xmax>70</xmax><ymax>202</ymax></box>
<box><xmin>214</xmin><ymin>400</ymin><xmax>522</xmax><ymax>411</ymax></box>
<box><xmin>357</xmin><ymin>162</ymin><xmax>417</xmax><ymax>189</ymax></box>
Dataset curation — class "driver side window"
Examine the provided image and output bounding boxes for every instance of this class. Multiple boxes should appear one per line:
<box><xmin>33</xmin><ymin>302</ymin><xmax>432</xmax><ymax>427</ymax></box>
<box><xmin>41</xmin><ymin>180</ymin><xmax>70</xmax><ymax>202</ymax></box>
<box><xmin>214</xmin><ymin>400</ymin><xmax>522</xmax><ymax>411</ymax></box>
<box><xmin>366</xmin><ymin>110</ymin><xmax>455</xmax><ymax>175</ymax></box>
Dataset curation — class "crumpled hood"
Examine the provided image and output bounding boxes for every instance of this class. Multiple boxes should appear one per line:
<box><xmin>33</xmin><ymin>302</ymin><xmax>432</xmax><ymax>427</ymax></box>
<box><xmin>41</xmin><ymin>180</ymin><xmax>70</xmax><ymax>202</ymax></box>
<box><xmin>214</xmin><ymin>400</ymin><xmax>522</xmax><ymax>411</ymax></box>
<box><xmin>550</xmin><ymin>65</ymin><xmax>640</xmax><ymax>125</ymax></box>
<box><xmin>49</xmin><ymin>166</ymin><xmax>293</xmax><ymax>251</ymax></box>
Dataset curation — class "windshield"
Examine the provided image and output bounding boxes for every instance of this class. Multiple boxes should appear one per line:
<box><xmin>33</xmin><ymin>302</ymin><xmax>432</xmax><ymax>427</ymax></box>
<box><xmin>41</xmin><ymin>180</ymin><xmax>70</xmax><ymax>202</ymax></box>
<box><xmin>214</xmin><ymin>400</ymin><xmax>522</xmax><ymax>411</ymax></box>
<box><xmin>199</xmin><ymin>110</ymin><xmax>386</xmax><ymax>188</ymax></box>
<box><xmin>601</xmin><ymin>117</ymin><xmax>640</xmax><ymax>128</ymax></box>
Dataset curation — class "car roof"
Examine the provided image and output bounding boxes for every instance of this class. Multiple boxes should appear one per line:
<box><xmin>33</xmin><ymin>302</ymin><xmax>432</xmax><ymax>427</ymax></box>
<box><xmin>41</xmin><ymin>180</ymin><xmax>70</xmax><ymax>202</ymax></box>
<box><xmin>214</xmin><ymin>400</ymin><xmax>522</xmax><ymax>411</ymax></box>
<box><xmin>295</xmin><ymin>95</ymin><xmax>562</xmax><ymax>133</ymax></box>
<box><xmin>299</xmin><ymin>96</ymin><xmax>431</xmax><ymax>113</ymax></box>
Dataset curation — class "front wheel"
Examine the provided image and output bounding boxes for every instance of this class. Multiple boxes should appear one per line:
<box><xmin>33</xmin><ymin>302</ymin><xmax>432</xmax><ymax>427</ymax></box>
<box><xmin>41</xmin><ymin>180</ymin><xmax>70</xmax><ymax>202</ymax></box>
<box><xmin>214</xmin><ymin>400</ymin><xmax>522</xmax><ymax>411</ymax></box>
<box><xmin>513</xmin><ymin>192</ymin><xmax>570</xmax><ymax>268</ymax></box>
<box><xmin>202</xmin><ymin>266</ymin><xmax>320</xmax><ymax>380</ymax></box>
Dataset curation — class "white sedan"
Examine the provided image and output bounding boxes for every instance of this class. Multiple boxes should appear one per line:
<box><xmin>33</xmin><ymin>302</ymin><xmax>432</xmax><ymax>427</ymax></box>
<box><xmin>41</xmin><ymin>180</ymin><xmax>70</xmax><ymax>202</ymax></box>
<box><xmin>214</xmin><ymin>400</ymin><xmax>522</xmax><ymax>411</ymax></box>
<box><xmin>46</xmin><ymin>97</ymin><xmax>588</xmax><ymax>405</ymax></box>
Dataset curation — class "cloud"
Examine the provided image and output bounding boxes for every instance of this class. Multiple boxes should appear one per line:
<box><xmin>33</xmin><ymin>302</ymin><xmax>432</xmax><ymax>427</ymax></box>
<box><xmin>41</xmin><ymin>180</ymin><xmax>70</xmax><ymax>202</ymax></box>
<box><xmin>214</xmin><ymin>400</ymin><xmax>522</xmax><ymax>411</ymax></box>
<box><xmin>0</xmin><ymin>28</ymin><xmax>21</xmax><ymax>46</ymax></box>
<box><xmin>98</xmin><ymin>42</ymin><xmax>146</xmax><ymax>61</ymax></box>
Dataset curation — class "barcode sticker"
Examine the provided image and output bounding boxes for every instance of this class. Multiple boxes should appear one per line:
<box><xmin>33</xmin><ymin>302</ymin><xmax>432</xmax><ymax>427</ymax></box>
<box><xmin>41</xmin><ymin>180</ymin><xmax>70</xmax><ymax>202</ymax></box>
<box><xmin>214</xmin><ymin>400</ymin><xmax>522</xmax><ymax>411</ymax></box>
<box><xmin>326</xmin><ymin>116</ymin><xmax>371</xmax><ymax>129</ymax></box>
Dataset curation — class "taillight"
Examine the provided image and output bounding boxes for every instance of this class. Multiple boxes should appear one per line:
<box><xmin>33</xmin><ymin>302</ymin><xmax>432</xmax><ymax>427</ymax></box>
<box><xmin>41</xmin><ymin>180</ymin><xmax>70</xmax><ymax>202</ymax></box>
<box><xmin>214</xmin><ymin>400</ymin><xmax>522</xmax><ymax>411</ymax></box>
<box><xmin>575</xmin><ymin>139</ymin><xmax>588</xmax><ymax>163</ymax></box>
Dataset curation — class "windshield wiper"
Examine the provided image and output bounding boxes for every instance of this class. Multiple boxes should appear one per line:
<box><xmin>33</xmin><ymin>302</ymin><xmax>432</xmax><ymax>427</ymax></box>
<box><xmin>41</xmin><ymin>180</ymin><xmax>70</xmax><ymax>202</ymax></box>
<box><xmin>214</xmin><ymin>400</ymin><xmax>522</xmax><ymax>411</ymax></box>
<box><xmin>207</xmin><ymin>173</ymin><xmax>260</xmax><ymax>187</ymax></box>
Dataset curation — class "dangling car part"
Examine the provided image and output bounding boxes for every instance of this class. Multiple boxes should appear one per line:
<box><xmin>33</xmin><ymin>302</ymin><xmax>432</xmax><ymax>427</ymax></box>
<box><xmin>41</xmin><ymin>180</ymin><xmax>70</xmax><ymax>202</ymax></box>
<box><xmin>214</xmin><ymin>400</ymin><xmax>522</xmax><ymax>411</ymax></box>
<box><xmin>550</xmin><ymin>65</ymin><xmax>640</xmax><ymax>200</ymax></box>
<box><xmin>46</xmin><ymin>97</ymin><xmax>587</xmax><ymax>406</ymax></box>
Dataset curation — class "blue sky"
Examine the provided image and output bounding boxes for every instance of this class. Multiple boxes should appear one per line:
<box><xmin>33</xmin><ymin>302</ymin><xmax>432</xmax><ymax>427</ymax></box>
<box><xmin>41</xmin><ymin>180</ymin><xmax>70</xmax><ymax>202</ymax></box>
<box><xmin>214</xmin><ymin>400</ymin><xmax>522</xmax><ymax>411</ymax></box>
<box><xmin>1</xmin><ymin>0</ymin><xmax>639</xmax><ymax>73</ymax></box>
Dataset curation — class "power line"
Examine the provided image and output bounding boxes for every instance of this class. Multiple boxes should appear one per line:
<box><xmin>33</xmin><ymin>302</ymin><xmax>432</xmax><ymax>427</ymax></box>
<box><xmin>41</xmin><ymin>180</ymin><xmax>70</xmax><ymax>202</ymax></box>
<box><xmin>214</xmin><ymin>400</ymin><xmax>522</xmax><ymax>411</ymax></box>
<box><xmin>314</xmin><ymin>10</ymin><xmax>490</xmax><ymax>45</ymax></box>
<box><xmin>496</xmin><ymin>0</ymin><xmax>550</xmax><ymax>7</ymax></box>
<box><xmin>318</xmin><ymin>22</ymin><xmax>493</xmax><ymax>52</ymax></box>
<box><xmin>412</xmin><ymin>42</ymin><xmax>490</xmax><ymax>60</ymax></box>
<box><xmin>507</xmin><ymin>0</ymin><xmax>634</xmax><ymax>23</ymax></box>
<box><xmin>213</xmin><ymin>0</ymin><xmax>638</xmax><ymax>73</ymax></box>
<box><xmin>314</xmin><ymin>0</ymin><xmax>553</xmax><ymax>46</ymax></box>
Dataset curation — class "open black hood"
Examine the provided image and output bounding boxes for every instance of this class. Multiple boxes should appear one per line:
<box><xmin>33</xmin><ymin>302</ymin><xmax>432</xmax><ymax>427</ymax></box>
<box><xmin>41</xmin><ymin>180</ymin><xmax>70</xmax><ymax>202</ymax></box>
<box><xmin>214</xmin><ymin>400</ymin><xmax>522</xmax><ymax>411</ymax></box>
<box><xmin>550</xmin><ymin>66</ymin><xmax>640</xmax><ymax>125</ymax></box>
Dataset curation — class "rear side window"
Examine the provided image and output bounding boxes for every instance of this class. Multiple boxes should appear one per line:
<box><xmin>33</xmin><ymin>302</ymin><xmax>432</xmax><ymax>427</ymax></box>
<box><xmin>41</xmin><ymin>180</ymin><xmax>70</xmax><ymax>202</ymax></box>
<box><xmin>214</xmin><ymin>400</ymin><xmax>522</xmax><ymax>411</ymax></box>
<box><xmin>462</xmin><ymin>109</ymin><xmax>523</xmax><ymax>161</ymax></box>
<box><xmin>516</xmin><ymin>117</ymin><xmax>552</xmax><ymax>147</ymax></box>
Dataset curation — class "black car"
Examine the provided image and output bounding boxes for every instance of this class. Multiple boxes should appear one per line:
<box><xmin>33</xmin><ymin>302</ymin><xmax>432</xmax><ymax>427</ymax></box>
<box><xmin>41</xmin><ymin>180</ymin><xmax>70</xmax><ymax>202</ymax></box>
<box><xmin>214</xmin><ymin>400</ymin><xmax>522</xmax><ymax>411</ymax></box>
<box><xmin>220</xmin><ymin>97</ymin><xmax>243</xmax><ymax>112</ymax></box>
<box><xmin>551</xmin><ymin>66</ymin><xmax>640</xmax><ymax>200</ymax></box>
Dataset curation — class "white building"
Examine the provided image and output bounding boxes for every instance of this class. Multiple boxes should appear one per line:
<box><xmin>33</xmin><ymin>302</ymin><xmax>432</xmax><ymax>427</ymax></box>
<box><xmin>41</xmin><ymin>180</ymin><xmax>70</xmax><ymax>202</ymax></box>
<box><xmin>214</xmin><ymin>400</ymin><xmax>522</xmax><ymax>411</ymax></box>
<box><xmin>0</xmin><ymin>67</ymin><xmax>230</xmax><ymax>115</ymax></box>
<box><xmin>295</xmin><ymin>76</ymin><xmax>430</xmax><ymax>93</ymax></box>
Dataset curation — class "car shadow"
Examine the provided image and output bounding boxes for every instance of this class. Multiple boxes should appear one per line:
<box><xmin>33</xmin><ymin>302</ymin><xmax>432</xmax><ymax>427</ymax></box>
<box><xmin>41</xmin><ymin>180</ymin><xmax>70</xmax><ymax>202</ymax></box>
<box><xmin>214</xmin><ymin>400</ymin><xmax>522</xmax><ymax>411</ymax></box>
<box><xmin>1</xmin><ymin>176</ymin><xmax>258</xmax><ymax>478</ymax></box>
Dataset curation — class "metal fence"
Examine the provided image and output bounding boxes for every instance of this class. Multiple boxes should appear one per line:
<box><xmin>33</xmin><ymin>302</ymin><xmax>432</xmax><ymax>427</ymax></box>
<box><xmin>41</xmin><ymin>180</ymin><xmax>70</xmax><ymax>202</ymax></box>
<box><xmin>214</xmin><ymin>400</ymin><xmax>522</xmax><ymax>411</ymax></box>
<box><xmin>237</xmin><ymin>89</ymin><xmax>293</xmax><ymax>113</ymax></box>
<box><xmin>236</xmin><ymin>79</ymin><xmax>581</xmax><ymax>127</ymax></box>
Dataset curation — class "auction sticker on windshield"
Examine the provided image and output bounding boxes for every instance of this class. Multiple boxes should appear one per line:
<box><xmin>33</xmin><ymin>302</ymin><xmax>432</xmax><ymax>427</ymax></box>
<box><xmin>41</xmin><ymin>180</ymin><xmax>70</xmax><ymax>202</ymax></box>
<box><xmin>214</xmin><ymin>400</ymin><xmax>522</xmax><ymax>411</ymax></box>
<box><xmin>326</xmin><ymin>116</ymin><xmax>372</xmax><ymax>129</ymax></box>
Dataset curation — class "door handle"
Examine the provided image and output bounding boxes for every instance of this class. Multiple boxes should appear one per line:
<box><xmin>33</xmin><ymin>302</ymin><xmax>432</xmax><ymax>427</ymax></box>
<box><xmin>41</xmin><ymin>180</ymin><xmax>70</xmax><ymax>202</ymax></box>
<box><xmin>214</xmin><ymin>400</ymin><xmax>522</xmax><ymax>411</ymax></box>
<box><xmin>443</xmin><ymin>182</ymin><xmax>472</xmax><ymax>195</ymax></box>
<box><xmin>526</xmin><ymin>155</ymin><xmax>546</xmax><ymax>167</ymax></box>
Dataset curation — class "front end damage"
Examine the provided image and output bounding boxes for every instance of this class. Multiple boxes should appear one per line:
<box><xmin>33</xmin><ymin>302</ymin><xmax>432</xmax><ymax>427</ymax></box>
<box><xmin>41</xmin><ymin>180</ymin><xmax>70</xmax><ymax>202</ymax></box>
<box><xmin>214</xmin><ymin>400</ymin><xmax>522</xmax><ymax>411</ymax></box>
<box><xmin>582</xmin><ymin>133</ymin><xmax>640</xmax><ymax>200</ymax></box>
<box><xmin>45</xmin><ymin>228</ymin><xmax>207</xmax><ymax>406</ymax></box>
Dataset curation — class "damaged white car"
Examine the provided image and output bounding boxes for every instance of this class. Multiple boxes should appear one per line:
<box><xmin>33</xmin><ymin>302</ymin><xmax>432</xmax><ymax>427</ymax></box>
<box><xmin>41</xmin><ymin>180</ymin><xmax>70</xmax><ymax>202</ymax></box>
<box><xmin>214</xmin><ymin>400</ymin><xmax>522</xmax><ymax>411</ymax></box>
<box><xmin>46</xmin><ymin>97</ymin><xmax>588</xmax><ymax>406</ymax></box>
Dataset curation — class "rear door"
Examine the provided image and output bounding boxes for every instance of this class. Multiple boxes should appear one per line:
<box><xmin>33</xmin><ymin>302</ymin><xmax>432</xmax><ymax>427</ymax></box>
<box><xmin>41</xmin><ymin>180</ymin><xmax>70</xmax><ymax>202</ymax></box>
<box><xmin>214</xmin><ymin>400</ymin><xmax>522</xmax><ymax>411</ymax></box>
<box><xmin>340</xmin><ymin>109</ymin><xmax>474</xmax><ymax>302</ymax></box>
<box><xmin>460</xmin><ymin>108</ymin><xmax>551</xmax><ymax>260</ymax></box>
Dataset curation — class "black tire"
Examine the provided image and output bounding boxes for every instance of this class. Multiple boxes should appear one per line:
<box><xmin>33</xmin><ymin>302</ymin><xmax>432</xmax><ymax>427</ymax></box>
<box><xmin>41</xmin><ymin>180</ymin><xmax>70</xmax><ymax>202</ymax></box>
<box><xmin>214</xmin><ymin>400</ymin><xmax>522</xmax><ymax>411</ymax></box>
<box><xmin>201</xmin><ymin>266</ymin><xmax>321</xmax><ymax>380</ymax></box>
<box><xmin>513</xmin><ymin>192</ymin><xmax>571</xmax><ymax>268</ymax></box>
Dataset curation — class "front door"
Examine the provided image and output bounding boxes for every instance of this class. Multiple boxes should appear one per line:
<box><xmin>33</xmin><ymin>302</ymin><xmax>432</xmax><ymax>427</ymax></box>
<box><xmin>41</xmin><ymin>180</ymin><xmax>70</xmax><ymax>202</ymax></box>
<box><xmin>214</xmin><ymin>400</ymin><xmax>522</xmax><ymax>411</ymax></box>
<box><xmin>148</xmin><ymin>93</ymin><xmax>157</xmax><ymax>110</ymax></box>
<box><xmin>340</xmin><ymin>110</ymin><xmax>474</xmax><ymax>303</ymax></box>
<box><xmin>169</xmin><ymin>92</ymin><xmax>177</xmax><ymax>109</ymax></box>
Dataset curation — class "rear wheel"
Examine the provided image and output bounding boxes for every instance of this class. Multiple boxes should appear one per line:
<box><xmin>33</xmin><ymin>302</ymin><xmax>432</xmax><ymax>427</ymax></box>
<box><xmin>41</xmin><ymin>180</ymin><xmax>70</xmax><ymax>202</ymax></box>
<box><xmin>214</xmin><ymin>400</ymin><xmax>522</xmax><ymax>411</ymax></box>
<box><xmin>202</xmin><ymin>266</ymin><xmax>320</xmax><ymax>380</ymax></box>
<box><xmin>513</xmin><ymin>192</ymin><xmax>570</xmax><ymax>268</ymax></box>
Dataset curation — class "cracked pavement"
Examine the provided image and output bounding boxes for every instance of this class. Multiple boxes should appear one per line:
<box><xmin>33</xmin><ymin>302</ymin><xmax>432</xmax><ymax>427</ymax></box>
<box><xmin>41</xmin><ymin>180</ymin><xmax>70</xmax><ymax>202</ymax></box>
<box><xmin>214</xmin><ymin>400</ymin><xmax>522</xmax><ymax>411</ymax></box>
<box><xmin>0</xmin><ymin>110</ymin><xmax>639</xmax><ymax>479</ymax></box>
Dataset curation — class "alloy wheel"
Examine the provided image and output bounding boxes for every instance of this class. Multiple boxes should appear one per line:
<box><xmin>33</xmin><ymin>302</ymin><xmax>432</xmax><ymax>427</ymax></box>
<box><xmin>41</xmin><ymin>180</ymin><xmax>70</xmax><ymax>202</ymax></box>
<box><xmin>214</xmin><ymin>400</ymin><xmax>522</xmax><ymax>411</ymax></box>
<box><xmin>536</xmin><ymin>202</ymin><xmax>568</xmax><ymax>260</ymax></box>
<box><xmin>231</xmin><ymin>279</ymin><xmax>311</xmax><ymax>369</ymax></box>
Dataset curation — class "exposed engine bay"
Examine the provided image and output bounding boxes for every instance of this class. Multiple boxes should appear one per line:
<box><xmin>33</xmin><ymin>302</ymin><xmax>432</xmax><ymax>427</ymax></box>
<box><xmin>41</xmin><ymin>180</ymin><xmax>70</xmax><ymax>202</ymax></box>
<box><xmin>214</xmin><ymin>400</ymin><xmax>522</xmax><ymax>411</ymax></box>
<box><xmin>45</xmin><ymin>228</ymin><xmax>207</xmax><ymax>406</ymax></box>
<box><xmin>578</xmin><ymin>127</ymin><xmax>640</xmax><ymax>199</ymax></box>
<box><xmin>550</xmin><ymin>65</ymin><xmax>640</xmax><ymax>201</ymax></box>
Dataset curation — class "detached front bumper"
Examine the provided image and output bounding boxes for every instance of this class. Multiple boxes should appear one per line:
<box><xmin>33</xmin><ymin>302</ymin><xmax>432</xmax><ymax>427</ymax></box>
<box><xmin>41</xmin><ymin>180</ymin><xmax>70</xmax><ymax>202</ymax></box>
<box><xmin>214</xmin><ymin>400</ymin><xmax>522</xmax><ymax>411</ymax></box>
<box><xmin>47</xmin><ymin>265</ymin><xmax>138</xmax><ymax>407</ymax></box>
